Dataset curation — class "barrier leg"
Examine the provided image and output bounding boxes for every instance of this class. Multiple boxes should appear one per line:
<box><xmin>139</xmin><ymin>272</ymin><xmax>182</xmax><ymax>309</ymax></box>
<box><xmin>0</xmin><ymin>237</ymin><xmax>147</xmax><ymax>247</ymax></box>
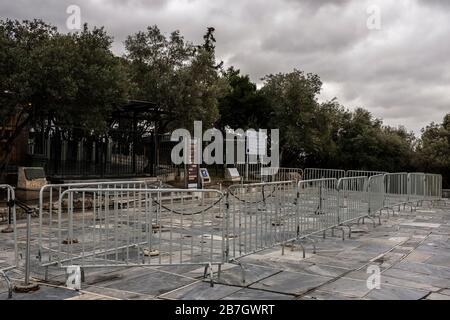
<box><xmin>202</xmin><ymin>263</ymin><xmax>215</xmax><ymax>287</ymax></box>
<box><xmin>340</xmin><ymin>225</ymin><xmax>352</xmax><ymax>239</ymax></box>
<box><xmin>290</xmin><ymin>240</ymin><xmax>305</xmax><ymax>258</ymax></box>
<box><xmin>14</xmin><ymin>209</ymin><xmax>39</xmax><ymax>293</ymax></box>
<box><xmin>303</xmin><ymin>236</ymin><xmax>317</xmax><ymax>254</ymax></box>
<box><xmin>208</xmin><ymin>263</ymin><xmax>214</xmax><ymax>288</ymax></box>
<box><xmin>236</xmin><ymin>261</ymin><xmax>246</xmax><ymax>285</ymax></box>
<box><xmin>364</xmin><ymin>216</ymin><xmax>377</xmax><ymax>228</ymax></box>
<box><xmin>0</xmin><ymin>270</ymin><xmax>12</xmax><ymax>299</ymax></box>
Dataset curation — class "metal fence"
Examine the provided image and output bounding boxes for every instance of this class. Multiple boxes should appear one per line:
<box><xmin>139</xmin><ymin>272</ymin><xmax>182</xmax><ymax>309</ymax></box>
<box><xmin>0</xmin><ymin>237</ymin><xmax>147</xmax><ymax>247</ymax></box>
<box><xmin>337</xmin><ymin>176</ymin><xmax>369</xmax><ymax>225</ymax></box>
<box><xmin>384</xmin><ymin>173</ymin><xmax>409</xmax><ymax>208</ymax></box>
<box><xmin>226</xmin><ymin>181</ymin><xmax>297</xmax><ymax>261</ymax></box>
<box><xmin>297</xmin><ymin>178</ymin><xmax>339</xmax><ymax>236</ymax></box>
<box><xmin>367</xmin><ymin>174</ymin><xmax>385</xmax><ymax>216</ymax></box>
<box><xmin>235</xmin><ymin>163</ymin><xmax>264</xmax><ymax>183</ymax></box>
<box><xmin>424</xmin><ymin>174</ymin><xmax>442</xmax><ymax>201</ymax></box>
<box><xmin>235</xmin><ymin>165</ymin><xmax>303</xmax><ymax>183</ymax></box>
<box><xmin>260</xmin><ymin>168</ymin><xmax>303</xmax><ymax>183</ymax></box>
<box><xmin>304</xmin><ymin>168</ymin><xmax>346</xmax><ymax>180</ymax></box>
<box><xmin>346</xmin><ymin>170</ymin><xmax>387</xmax><ymax>178</ymax></box>
<box><xmin>384</xmin><ymin>173</ymin><xmax>443</xmax><ymax>208</ymax></box>
<box><xmin>38</xmin><ymin>180</ymin><xmax>161</xmax><ymax>264</ymax></box>
<box><xmin>39</xmin><ymin>188</ymin><xmax>226</xmax><ymax>280</ymax></box>
<box><xmin>0</xmin><ymin>184</ymin><xmax>18</xmax><ymax>298</ymax></box>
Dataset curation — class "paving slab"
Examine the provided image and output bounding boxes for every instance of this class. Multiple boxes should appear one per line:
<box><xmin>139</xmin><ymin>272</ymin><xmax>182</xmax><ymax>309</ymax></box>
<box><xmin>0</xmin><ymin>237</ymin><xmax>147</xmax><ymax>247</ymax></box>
<box><xmin>425</xmin><ymin>293</ymin><xmax>450</xmax><ymax>300</ymax></box>
<box><xmin>221</xmin><ymin>288</ymin><xmax>295</xmax><ymax>300</ymax></box>
<box><xmin>159</xmin><ymin>281</ymin><xmax>241</xmax><ymax>300</ymax></box>
<box><xmin>103</xmin><ymin>270</ymin><xmax>197</xmax><ymax>296</ymax></box>
<box><xmin>81</xmin><ymin>284</ymin><xmax>156</xmax><ymax>300</ymax></box>
<box><xmin>300</xmin><ymin>290</ymin><xmax>362</xmax><ymax>300</ymax></box>
<box><xmin>215</xmin><ymin>264</ymin><xmax>281</xmax><ymax>286</ymax></box>
<box><xmin>0</xmin><ymin>285</ymin><xmax>80</xmax><ymax>300</ymax></box>
<box><xmin>318</xmin><ymin>278</ymin><xmax>372</xmax><ymax>298</ymax></box>
<box><xmin>249</xmin><ymin>271</ymin><xmax>332</xmax><ymax>296</ymax></box>
<box><xmin>394</xmin><ymin>260</ymin><xmax>450</xmax><ymax>279</ymax></box>
<box><xmin>383</xmin><ymin>268</ymin><xmax>450</xmax><ymax>288</ymax></box>
<box><xmin>364</xmin><ymin>285</ymin><xmax>429</xmax><ymax>300</ymax></box>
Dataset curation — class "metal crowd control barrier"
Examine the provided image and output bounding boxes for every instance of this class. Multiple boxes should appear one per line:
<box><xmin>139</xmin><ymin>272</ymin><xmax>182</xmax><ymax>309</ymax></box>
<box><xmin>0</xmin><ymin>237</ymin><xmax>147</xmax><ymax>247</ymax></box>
<box><xmin>38</xmin><ymin>180</ymin><xmax>160</xmax><ymax>263</ymax></box>
<box><xmin>410</xmin><ymin>173</ymin><xmax>442</xmax><ymax>203</ymax></box>
<box><xmin>337</xmin><ymin>176</ymin><xmax>369</xmax><ymax>225</ymax></box>
<box><xmin>304</xmin><ymin>168</ymin><xmax>345</xmax><ymax>180</ymax></box>
<box><xmin>297</xmin><ymin>178</ymin><xmax>339</xmax><ymax>237</ymax></box>
<box><xmin>346</xmin><ymin>170</ymin><xmax>387</xmax><ymax>178</ymax></box>
<box><xmin>0</xmin><ymin>184</ymin><xmax>18</xmax><ymax>298</ymax></box>
<box><xmin>407</xmin><ymin>173</ymin><xmax>426</xmax><ymax>204</ymax></box>
<box><xmin>11</xmin><ymin>170</ymin><xmax>443</xmax><ymax>291</ymax></box>
<box><xmin>226</xmin><ymin>181</ymin><xmax>297</xmax><ymax>261</ymax></box>
<box><xmin>424</xmin><ymin>174</ymin><xmax>442</xmax><ymax>201</ymax></box>
<box><xmin>236</xmin><ymin>163</ymin><xmax>265</xmax><ymax>183</ymax></box>
<box><xmin>384</xmin><ymin>173</ymin><xmax>409</xmax><ymax>208</ymax></box>
<box><xmin>367</xmin><ymin>174</ymin><xmax>385</xmax><ymax>216</ymax></box>
<box><xmin>39</xmin><ymin>188</ymin><xmax>225</xmax><ymax>285</ymax></box>
<box><xmin>261</xmin><ymin>168</ymin><xmax>303</xmax><ymax>183</ymax></box>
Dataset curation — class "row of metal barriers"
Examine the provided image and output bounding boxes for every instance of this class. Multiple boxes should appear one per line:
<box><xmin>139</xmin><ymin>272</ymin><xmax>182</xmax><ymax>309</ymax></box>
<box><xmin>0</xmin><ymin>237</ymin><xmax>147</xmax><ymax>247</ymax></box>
<box><xmin>236</xmin><ymin>166</ymin><xmax>388</xmax><ymax>183</ymax></box>
<box><xmin>0</xmin><ymin>171</ymin><xmax>444</xmax><ymax>295</ymax></box>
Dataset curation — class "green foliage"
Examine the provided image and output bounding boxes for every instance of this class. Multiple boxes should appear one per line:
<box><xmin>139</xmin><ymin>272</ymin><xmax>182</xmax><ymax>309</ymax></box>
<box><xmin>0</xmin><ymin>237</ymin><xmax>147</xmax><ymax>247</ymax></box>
<box><xmin>260</xmin><ymin>69</ymin><xmax>322</xmax><ymax>166</ymax></box>
<box><xmin>415</xmin><ymin>114</ymin><xmax>450</xmax><ymax>187</ymax></box>
<box><xmin>218</xmin><ymin>67</ymin><xmax>270</xmax><ymax>131</ymax></box>
<box><xmin>0</xmin><ymin>20</ymin><xmax>127</xmax><ymax>134</ymax></box>
<box><xmin>124</xmin><ymin>26</ymin><xmax>228</xmax><ymax>132</ymax></box>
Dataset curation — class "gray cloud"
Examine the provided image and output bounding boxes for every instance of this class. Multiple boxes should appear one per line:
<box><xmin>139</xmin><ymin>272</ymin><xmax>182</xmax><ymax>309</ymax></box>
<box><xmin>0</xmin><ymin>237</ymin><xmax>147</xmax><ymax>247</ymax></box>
<box><xmin>1</xmin><ymin>0</ymin><xmax>449</xmax><ymax>134</ymax></box>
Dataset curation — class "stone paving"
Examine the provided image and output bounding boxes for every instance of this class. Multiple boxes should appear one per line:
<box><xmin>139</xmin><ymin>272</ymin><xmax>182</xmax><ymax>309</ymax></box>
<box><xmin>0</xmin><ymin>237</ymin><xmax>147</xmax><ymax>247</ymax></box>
<box><xmin>1</xmin><ymin>200</ymin><xmax>450</xmax><ymax>300</ymax></box>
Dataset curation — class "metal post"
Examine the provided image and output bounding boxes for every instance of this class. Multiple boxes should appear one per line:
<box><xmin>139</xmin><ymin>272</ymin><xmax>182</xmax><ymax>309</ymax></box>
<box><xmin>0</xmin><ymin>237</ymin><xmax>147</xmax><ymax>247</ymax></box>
<box><xmin>14</xmin><ymin>205</ymin><xmax>39</xmax><ymax>293</ymax></box>
<box><xmin>225</xmin><ymin>192</ymin><xmax>230</xmax><ymax>262</ymax></box>
<box><xmin>25</xmin><ymin>210</ymin><xmax>31</xmax><ymax>285</ymax></box>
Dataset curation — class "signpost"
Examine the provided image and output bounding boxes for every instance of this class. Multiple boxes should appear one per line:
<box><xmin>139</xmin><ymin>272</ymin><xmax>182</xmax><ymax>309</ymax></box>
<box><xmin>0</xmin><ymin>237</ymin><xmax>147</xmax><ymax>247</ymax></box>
<box><xmin>186</xmin><ymin>139</ymin><xmax>199</xmax><ymax>189</ymax></box>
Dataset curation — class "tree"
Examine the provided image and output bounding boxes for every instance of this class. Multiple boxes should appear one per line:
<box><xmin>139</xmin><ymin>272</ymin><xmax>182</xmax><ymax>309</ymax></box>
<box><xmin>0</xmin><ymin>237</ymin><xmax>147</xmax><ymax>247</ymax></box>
<box><xmin>305</xmin><ymin>99</ymin><xmax>350</xmax><ymax>168</ymax></box>
<box><xmin>416</xmin><ymin>113</ymin><xmax>450</xmax><ymax>187</ymax></box>
<box><xmin>260</xmin><ymin>69</ymin><xmax>322</xmax><ymax>167</ymax></box>
<box><xmin>217</xmin><ymin>67</ymin><xmax>271</xmax><ymax>131</ymax></box>
<box><xmin>124</xmin><ymin>26</ymin><xmax>228</xmax><ymax>133</ymax></box>
<box><xmin>0</xmin><ymin>20</ymin><xmax>128</xmax><ymax>177</ymax></box>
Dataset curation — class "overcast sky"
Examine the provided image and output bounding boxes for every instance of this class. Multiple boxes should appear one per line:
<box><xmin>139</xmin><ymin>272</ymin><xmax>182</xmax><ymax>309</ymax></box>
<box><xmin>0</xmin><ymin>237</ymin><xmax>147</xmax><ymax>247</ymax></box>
<box><xmin>1</xmin><ymin>0</ymin><xmax>449</xmax><ymax>134</ymax></box>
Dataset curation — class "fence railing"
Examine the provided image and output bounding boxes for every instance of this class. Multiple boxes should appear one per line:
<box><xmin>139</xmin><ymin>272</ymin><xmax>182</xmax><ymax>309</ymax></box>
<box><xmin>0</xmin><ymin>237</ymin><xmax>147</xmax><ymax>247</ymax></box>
<box><xmin>38</xmin><ymin>188</ymin><xmax>225</xmax><ymax>286</ymax></box>
<box><xmin>337</xmin><ymin>176</ymin><xmax>369</xmax><ymax>225</ymax></box>
<box><xmin>303</xmin><ymin>168</ymin><xmax>346</xmax><ymax>180</ymax></box>
<box><xmin>297</xmin><ymin>178</ymin><xmax>339</xmax><ymax>236</ymax></box>
<box><xmin>346</xmin><ymin>170</ymin><xmax>387</xmax><ymax>178</ymax></box>
<box><xmin>38</xmin><ymin>180</ymin><xmax>161</xmax><ymax>264</ymax></box>
<box><xmin>226</xmin><ymin>181</ymin><xmax>297</xmax><ymax>260</ymax></box>
<box><xmin>0</xmin><ymin>184</ymin><xmax>18</xmax><ymax>298</ymax></box>
<box><xmin>261</xmin><ymin>168</ymin><xmax>303</xmax><ymax>183</ymax></box>
<box><xmin>367</xmin><ymin>174</ymin><xmax>385</xmax><ymax>216</ymax></box>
